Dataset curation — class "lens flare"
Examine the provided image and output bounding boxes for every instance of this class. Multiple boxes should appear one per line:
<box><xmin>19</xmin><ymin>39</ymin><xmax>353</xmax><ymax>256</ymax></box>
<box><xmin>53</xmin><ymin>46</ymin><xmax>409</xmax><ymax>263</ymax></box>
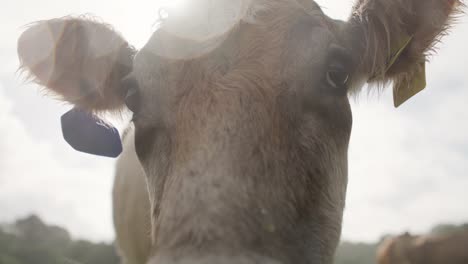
<box><xmin>159</xmin><ymin>0</ymin><xmax>189</xmax><ymax>19</ymax></box>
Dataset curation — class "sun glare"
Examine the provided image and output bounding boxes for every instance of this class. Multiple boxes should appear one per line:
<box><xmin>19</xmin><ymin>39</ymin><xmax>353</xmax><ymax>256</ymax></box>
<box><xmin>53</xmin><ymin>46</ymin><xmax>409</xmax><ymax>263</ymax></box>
<box><xmin>159</xmin><ymin>0</ymin><xmax>189</xmax><ymax>19</ymax></box>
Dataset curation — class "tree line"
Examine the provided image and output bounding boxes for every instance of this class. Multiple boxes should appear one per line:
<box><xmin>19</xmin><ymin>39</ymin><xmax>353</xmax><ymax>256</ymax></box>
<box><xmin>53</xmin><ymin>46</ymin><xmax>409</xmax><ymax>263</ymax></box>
<box><xmin>1</xmin><ymin>214</ymin><xmax>467</xmax><ymax>264</ymax></box>
<box><xmin>0</xmin><ymin>215</ymin><xmax>119</xmax><ymax>264</ymax></box>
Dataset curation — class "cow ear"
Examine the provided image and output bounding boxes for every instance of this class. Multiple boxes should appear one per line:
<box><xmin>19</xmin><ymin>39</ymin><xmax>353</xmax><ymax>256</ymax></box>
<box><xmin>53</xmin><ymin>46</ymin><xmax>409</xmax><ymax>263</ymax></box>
<box><xmin>347</xmin><ymin>0</ymin><xmax>463</xmax><ymax>107</ymax></box>
<box><xmin>17</xmin><ymin>17</ymin><xmax>136</xmax><ymax>112</ymax></box>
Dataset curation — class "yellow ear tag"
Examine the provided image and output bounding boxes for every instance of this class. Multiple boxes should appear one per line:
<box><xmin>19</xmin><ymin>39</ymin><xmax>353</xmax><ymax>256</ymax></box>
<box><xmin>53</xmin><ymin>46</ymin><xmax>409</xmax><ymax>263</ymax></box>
<box><xmin>387</xmin><ymin>36</ymin><xmax>413</xmax><ymax>72</ymax></box>
<box><xmin>386</xmin><ymin>35</ymin><xmax>427</xmax><ymax>107</ymax></box>
<box><xmin>368</xmin><ymin>36</ymin><xmax>413</xmax><ymax>82</ymax></box>
<box><xmin>369</xmin><ymin>34</ymin><xmax>427</xmax><ymax>108</ymax></box>
<box><xmin>393</xmin><ymin>61</ymin><xmax>427</xmax><ymax>107</ymax></box>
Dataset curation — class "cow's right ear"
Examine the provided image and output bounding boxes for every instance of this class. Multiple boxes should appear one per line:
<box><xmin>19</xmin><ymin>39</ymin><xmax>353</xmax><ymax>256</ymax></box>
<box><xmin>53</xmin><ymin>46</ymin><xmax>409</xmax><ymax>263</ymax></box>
<box><xmin>18</xmin><ymin>17</ymin><xmax>136</xmax><ymax>112</ymax></box>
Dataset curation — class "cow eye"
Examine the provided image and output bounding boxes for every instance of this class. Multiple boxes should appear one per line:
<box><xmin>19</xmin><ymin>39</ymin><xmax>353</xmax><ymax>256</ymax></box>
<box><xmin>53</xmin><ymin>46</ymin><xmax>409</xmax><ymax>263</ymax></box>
<box><xmin>326</xmin><ymin>66</ymin><xmax>349</xmax><ymax>89</ymax></box>
<box><xmin>121</xmin><ymin>76</ymin><xmax>141</xmax><ymax>113</ymax></box>
<box><xmin>325</xmin><ymin>45</ymin><xmax>352</xmax><ymax>94</ymax></box>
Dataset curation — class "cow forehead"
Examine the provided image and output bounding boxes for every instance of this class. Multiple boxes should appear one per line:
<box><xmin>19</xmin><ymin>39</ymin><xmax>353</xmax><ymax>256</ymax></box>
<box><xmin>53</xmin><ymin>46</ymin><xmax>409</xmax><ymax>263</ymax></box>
<box><xmin>132</xmin><ymin>0</ymin><xmax>336</xmax><ymax>116</ymax></box>
<box><xmin>157</xmin><ymin>0</ymin><xmax>324</xmax><ymax>41</ymax></box>
<box><xmin>137</xmin><ymin>0</ymin><xmax>329</xmax><ymax>61</ymax></box>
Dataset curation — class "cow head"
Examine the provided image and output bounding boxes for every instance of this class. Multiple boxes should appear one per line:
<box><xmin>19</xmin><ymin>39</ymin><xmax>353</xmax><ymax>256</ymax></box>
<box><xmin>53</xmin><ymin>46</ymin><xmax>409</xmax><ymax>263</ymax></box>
<box><xmin>17</xmin><ymin>0</ymin><xmax>462</xmax><ymax>263</ymax></box>
<box><xmin>377</xmin><ymin>232</ymin><xmax>422</xmax><ymax>264</ymax></box>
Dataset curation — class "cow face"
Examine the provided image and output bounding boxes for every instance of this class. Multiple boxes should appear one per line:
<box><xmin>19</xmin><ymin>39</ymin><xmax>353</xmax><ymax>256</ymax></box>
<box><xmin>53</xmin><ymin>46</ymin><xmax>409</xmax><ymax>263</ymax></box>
<box><xmin>17</xmin><ymin>0</ymin><xmax>462</xmax><ymax>263</ymax></box>
<box><xmin>129</xmin><ymin>2</ymin><xmax>352</xmax><ymax>263</ymax></box>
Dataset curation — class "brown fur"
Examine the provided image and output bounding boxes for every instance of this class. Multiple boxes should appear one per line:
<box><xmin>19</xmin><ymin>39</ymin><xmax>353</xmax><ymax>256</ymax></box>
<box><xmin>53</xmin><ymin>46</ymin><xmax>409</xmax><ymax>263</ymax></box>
<box><xmin>132</xmin><ymin>4</ymin><xmax>351</xmax><ymax>263</ymax></box>
<box><xmin>377</xmin><ymin>231</ymin><xmax>468</xmax><ymax>264</ymax></box>
<box><xmin>16</xmin><ymin>1</ymin><xmax>463</xmax><ymax>264</ymax></box>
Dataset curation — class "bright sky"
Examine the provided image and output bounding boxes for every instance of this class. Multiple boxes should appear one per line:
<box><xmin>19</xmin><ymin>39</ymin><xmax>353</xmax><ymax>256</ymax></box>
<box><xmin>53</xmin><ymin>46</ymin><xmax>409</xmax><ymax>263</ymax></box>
<box><xmin>1</xmin><ymin>0</ymin><xmax>467</xmax><ymax>243</ymax></box>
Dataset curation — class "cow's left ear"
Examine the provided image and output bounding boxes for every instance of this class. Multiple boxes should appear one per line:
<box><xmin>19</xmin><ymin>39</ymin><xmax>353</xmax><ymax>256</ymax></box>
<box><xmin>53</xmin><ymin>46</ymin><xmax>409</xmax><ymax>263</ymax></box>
<box><xmin>347</xmin><ymin>0</ymin><xmax>463</xmax><ymax>107</ymax></box>
<box><xmin>18</xmin><ymin>17</ymin><xmax>136</xmax><ymax>112</ymax></box>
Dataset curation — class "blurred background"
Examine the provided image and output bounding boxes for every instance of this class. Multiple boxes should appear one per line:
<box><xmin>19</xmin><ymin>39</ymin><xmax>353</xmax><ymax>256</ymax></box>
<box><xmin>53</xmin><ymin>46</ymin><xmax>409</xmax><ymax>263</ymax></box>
<box><xmin>1</xmin><ymin>0</ymin><xmax>467</xmax><ymax>263</ymax></box>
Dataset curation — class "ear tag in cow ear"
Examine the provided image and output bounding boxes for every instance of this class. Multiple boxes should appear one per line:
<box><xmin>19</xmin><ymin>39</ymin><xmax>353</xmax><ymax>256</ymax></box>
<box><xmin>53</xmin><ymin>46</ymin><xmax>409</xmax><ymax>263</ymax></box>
<box><xmin>369</xmin><ymin>34</ymin><xmax>427</xmax><ymax>108</ymax></box>
<box><xmin>393</xmin><ymin>61</ymin><xmax>427</xmax><ymax>108</ymax></box>
<box><xmin>368</xmin><ymin>35</ymin><xmax>413</xmax><ymax>81</ymax></box>
<box><xmin>61</xmin><ymin>108</ymin><xmax>123</xmax><ymax>158</ymax></box>
<box><xmin>386</xmin><ymin>35</ymin><xmax>427</xmax><ymax>107</ymax></box>
<box><xmin>387</xmin><ymin>36</ymin><xmax>413</xmax><ymax>72</ymax></box>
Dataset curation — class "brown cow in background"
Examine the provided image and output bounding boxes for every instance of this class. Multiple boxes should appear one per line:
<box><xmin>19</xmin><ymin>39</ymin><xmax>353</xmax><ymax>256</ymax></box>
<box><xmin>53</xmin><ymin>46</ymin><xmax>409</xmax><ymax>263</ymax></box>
<box><xmin>377</xmin><ymin>231</ymin><xmax>468</xmax><ymax>264</ymax></box>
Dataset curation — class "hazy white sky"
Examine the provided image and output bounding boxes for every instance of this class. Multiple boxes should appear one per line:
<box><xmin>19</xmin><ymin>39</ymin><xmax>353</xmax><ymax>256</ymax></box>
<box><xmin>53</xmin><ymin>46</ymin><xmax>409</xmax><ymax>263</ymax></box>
<box><xmin>0</xmin><ymin>0</ymin><xmax>467</xmax><ymax>243</ymax></box>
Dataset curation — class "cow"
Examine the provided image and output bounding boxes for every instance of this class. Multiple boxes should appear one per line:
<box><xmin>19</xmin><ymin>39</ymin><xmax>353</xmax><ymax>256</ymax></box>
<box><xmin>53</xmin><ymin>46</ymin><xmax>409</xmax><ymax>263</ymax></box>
<box><xmin>377</xmin><ymin>231</ymin><xmax>468</xmax><ymax>264</ymax></box>
<box><xmin>16</xmin><ymin>0</ymin><xmax>463</xmax><ymax>263</ymax></box>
